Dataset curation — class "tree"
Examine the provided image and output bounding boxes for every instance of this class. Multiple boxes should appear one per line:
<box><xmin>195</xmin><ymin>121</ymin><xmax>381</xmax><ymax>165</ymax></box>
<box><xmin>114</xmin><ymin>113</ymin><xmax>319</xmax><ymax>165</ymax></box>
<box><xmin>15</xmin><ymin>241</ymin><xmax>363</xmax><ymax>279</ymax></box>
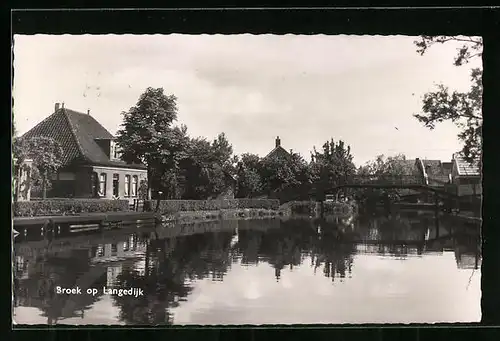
<box><xmin>180</xmin><ymin>133</ymin><xmax>237</xmax><ymax>200</ymax></box>
<box><xmin>21</xmin><ymin>136</ymin><xmax>63</xmax><ymax>199</ymax></box>
<box><xmin>178</xmin><ymin>133</ymin><xmax>232</xmax><ymax>199</ymax></box>
<box><xmin>358</xmin><ymin>153</ymin><xmax>419</xmax><ymax>178</ymax></box>
<box><xmin>13</xmin><ymin>125</ymin><xmax>30</xmax><ymax>201</ymax></box>
<box><xmin>209</xmin><ymin>133</ymin><xmax>237</xmax><ymax>197</ymax></box>
<box><xmin>236</xmin><ymin>153</ymin><xmax>264</xmax><ymax>198</ymax></box>
<box><xmin>259</xmin><ymin>152</ymin><xmax>310</xmax><ymax>200</ymax></box>
<box><xmin>116</xmin><ymin>87</ymin><xmax>190</xmax><ymax>199</ymax></box>
<box><xmin>413</xmin><ymin>36</ymin><xmax>483</xmax><ymax>163</ymax></box>
<box><xmin>309</xmin><ymin>139</ymin><xmax>356</xmax><ymax>197</ymax></box>
<box><xmin>357</xmin><ymin>153</ymin><xmax>420</xmax><ymax>205</ymax></box>
<box><xmin>181</xmin><ymin>137</ymin><xmax>214</xmax><ymax>199</ymax></box>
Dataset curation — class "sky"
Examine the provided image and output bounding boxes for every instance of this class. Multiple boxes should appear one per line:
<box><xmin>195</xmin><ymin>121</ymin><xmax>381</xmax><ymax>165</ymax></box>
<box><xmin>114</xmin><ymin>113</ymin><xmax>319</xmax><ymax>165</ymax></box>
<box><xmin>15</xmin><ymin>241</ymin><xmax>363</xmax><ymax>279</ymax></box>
<box><xmin>12</xmin><ymin>34</ymin><xmax>482</xmax><ymax>166</ymax></box>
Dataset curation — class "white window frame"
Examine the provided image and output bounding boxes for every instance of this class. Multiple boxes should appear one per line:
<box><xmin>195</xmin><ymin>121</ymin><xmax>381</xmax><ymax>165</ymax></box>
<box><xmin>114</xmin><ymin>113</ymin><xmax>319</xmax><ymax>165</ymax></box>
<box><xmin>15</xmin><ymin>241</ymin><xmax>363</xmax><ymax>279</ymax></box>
<box><xmin>124</xmin><ymin>175</ymin><xmax>130</xmax><ymax>197</ymax></box>
<box><xmin>112</xmin><ymin>173</ymin><xmax>119</xmax><ymax>198</ymax></box>
<box><xmin>99</xmin><ymin>173</ymin><xmax>107</xmax><ymax>197</ymax></box>
<box><xmin>131</xmin><ymin>175</ymin><xmax>138</xmax><ymax>197</ymax></box>
<box><xmin>110</xmin><ymin>141</ymin><xmax>121</xmax><ymax>160</ymax></box>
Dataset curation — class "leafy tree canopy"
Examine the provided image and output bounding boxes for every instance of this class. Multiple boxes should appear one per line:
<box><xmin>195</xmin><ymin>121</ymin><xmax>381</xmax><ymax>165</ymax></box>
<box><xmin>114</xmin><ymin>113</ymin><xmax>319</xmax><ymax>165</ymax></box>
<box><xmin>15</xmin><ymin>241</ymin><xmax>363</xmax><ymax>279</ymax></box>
<box><xmin>236</xmin><ymin>153</ymin><xmax>264</xmax><ymax>198</ymax></box>
<box><xmin>116</xmin><ymin>87</ymin><xmax>189</xmax><ymax>197</ymax></box>
<box><xmin>310</xmin><ymin>139</ymin><xmax>356</xmax><ymax>187</ymax></box>
<box><xmin>413</xmin><ymin>36</ymin><xmax>483</xmax><ymax>163</ymax></box>
<box><xmin>358</xmin><ymin>154</ymin><xmax>419</xmax><ymax>177</ymax></box>
<box><xmin>15</xmin><ymin>136</ymin><xmax>64</xmax><ymax>199</ymax></box>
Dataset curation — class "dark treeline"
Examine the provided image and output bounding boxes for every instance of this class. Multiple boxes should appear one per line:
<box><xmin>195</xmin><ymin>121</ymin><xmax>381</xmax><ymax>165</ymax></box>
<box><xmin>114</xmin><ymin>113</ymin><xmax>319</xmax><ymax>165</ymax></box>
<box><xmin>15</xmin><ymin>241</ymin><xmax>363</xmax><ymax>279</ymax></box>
<box><xmin>114</xmin><ymin>87</ymin><xmax>363</xmax><ymax>202</ymax></box>
<box><xmin>114</xmin><ymin>88</ymin><xmax>422</xmax><ymax>202</ymax></box>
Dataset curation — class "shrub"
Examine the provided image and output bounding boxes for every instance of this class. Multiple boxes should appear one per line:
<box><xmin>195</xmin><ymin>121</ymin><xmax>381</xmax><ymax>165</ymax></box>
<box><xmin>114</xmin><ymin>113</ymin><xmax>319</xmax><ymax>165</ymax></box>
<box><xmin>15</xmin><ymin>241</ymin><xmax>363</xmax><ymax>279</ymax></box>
<box><xmin>286</xmin><ymin>201</ymin><xmax>316</xmax><ymax>214</ymax></box>
<box><xmin>13</xmin><ymin>199</ymin><xmax>130</xmax><ymax>217</ymax></box>
<box><xmin>144</xmin><ymin>199</ymin><xmax>280</xmax><ymax>213</ymax></box>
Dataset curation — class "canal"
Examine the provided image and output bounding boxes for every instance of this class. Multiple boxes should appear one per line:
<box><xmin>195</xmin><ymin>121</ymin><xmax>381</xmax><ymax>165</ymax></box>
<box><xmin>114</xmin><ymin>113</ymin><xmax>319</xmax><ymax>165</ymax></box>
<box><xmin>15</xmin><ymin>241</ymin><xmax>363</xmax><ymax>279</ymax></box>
<box><xmin>12</xmin><ymin>210</ymin><xmax>481</xmax><ymax>325</ymax></box>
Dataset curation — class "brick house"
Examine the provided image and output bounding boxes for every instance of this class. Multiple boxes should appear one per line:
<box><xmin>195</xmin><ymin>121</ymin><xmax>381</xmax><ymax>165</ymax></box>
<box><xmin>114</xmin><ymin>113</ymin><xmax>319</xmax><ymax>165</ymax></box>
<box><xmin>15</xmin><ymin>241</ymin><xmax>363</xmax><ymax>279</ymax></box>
<box><xmin>21</xmin><ymin>103</ymin><xmax>147</xmax><ymax>202</ymax></box>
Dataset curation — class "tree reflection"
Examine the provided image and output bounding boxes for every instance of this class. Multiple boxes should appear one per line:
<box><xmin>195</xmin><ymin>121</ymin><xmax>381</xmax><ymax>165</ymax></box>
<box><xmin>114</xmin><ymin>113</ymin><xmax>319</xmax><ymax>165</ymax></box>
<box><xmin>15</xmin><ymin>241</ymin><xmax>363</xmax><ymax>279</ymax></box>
<box><xmin>111</xmin><ymin>229</ymin><xmax>235</xmax><ymax>325</ymax></box>
<box><xmin>14</xmin><ymin>212</ymin><xmax>482</xmax><ymax>326</ymax></box>
<box><xmin>232</xmin><ymin>218</ymin><xmax>357</xmax><ymax>282</ymax></box>
<box><xmin>309</xmin><ymin>218</ymin><xmax>356</xmax><ymax>281</ymax></box>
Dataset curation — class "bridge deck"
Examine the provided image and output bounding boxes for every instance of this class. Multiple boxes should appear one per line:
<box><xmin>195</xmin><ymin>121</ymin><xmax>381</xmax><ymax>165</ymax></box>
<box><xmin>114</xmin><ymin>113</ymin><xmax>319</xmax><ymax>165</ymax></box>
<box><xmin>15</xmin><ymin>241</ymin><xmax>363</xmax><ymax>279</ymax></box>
<box><xmin>312</xmin><ymin>175</ymin><xmax>458</xmax><ymax>198</ymax></box>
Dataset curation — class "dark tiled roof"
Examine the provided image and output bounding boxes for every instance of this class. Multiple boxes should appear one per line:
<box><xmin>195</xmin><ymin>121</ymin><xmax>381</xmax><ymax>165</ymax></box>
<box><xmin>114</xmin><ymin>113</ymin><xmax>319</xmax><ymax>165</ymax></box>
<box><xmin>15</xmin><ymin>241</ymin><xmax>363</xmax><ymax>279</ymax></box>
<box><xmin>392</xmin><ymin>159</ymin><xmax>419</xmax><ymax>176</ymax></box>
<box><xmin>21</xmin><ymin>108</ymin><xmax>146</xmax><ymax>169</ymax></box>
<box><xmin>453</xmin><ymin>155</ymin><xmax>480</xmax><ymax>176</ymax></box>
<box><xmin>264</xmin><ymin>146</ymin><xmax>291</xmax><ymax>160</ymax></box>
<box><xmin>421</xmin><ymin>159</ymin><xmax>444</xmax><ymax>176</ymax></box>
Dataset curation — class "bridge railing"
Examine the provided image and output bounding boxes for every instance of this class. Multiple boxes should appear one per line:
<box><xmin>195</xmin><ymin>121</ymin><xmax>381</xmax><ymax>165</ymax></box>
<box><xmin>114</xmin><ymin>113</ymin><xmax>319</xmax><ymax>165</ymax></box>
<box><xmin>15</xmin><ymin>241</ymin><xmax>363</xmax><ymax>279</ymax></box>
<box><xmin>348</xmin><ymin>175</ymin><xmax>425</xmax><ymax>186</ymax></box>
<box><xmin>310</xmin><ymin>175</ymin><xmax>427</xmax><ymax>197</ymax></box>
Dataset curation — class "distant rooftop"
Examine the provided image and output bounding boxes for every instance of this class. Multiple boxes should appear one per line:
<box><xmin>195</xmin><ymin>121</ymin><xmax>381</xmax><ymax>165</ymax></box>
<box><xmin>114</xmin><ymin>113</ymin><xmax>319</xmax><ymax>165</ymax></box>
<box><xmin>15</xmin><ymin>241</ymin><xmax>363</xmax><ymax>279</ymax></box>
<box><xmin>21</xmin><ymin>103</ymin><xmax>145</xmax><ymax>169</ymax></box>
<box><xmin>453</xmin><ymin>154</ymin><xmax>481</xmax><ymax>176</ymax></box>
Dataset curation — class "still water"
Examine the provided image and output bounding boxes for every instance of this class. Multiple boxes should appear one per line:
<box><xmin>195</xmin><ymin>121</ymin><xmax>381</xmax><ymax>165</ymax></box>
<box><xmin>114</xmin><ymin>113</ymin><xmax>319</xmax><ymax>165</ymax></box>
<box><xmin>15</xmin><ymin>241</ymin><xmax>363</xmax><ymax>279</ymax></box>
<box><xmin>13</xmin><ymin>211</ymin><xmax>481</xmax><ymax>325</ymax></box>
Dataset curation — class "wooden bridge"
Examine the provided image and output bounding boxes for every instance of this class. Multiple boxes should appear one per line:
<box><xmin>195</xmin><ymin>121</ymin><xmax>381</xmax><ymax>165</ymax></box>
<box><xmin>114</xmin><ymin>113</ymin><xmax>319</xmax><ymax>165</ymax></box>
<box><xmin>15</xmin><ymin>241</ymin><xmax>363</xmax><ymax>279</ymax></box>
<box><xmin>315</xmin><ymin>175</ymin><xmax>459</xmax><ymax>199</ymax></box>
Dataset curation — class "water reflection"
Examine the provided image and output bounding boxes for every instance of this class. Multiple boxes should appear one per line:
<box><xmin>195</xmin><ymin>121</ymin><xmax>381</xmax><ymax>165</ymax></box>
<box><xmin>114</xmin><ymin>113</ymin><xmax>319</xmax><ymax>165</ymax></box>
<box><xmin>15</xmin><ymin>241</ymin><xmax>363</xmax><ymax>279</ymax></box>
<box><xmin>13</xmin><ymin>212</ymin><xmax>481</xmax><ymax>325</ymax></box>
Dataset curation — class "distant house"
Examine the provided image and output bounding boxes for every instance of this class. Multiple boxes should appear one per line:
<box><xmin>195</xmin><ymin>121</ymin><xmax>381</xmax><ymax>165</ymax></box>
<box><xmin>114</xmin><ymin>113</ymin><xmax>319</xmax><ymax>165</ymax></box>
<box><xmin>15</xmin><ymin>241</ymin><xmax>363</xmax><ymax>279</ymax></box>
<box><xmin>451</xmin><ymin>153</ymin><xmax>481</xmax><ymax>197</ymax></box>
<box><xmin>415</xmin><ymin>158</ymin><xmax>453</xmax><ymax>187</ymax></box>
<box><xmin>263</xmin><ymin>136</ymin><xmax>292</xmax><ymax>160</ymax></box>
<box><xmin>21</xmin><ymin>103</ymin><xmax>147</xmax><ymax>202</ymax></box>
<box><xmin>377</xmin><ymin>159</ymin><xmax>422</xmax><ymax>197</ymax></box>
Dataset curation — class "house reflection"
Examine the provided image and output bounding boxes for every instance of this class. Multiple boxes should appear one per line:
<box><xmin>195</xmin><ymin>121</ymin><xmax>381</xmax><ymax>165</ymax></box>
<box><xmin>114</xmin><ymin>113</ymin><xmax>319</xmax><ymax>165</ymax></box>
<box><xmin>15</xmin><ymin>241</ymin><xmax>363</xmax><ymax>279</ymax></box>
<box><xmin>13</xmin><ymin>248</ymin><xmax>107</xmax><ymax>324</ymax></box>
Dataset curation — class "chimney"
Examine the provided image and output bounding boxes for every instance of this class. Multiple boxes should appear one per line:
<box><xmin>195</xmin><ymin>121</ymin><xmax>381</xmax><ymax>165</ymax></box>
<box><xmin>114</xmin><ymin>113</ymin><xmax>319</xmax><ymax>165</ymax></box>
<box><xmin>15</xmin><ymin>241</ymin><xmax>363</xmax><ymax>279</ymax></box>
<box><xmin>54</xmin><ymin>103</ymin><xmax>60</xmax><ymax>112</ymax></box>
<box><xmin>87</xmin><ymin>109</ymin><xmax>90</xmax><ymax>115</ymax></box>
<box><xmin>61</xmin><ymin>102</ymin><xmax>65</xmax><ymax>109</ymax></box>
<box><xmin>290</xmin><ymin>149</ymin><xmax>293</xmax><ymax>154</ymax></box>
<box><xmin>275</xmin><ymin>136</ymin><xmax>281</xmax><ymax>148</ymax></box>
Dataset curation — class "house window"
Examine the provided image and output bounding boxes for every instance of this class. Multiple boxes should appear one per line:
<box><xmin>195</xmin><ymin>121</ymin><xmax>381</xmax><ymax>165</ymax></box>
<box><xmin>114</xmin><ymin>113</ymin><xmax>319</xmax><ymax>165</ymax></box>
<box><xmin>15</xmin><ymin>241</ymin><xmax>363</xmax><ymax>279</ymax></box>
<box><xmin>123</xmin><ymin>240</ymin><xmax>130</xmax><ymax>252</ymax></box>
<box><xmin>112</xmin><ymin>174</ymin><xmax>119</xmax><ymax>197</ymax></box>
<box><xmin>91</xmin><ymin>172</ymin><xmax>99</xmax><ymax>197</ymax></box>
<box><xmin>110</xmin><ymin>141</ymin><xmax>121</xmax><ymax>160</ymax></box>
<box><xmin>131</xmin><ymin>175</ymin><xmax>138</xmax><ymax>197</ymax></box>
<box><xmin>113</xmin><ymin>143</ymin><xmax>118</xmax><ymax>159</ymax></box>
<box><xmin>124</xmin><ymin>175</ymin><xmax>130</xmax><ymax>197</ymax></box>
<box><xmin>99</xmin><ymin>173</ymin><xmax>107</xmax><ymax>197</ymax></box>
<box><xmin>96</xmin><ymin>245</ymin><xmax>104</xmax><ymax>257</ymax></box>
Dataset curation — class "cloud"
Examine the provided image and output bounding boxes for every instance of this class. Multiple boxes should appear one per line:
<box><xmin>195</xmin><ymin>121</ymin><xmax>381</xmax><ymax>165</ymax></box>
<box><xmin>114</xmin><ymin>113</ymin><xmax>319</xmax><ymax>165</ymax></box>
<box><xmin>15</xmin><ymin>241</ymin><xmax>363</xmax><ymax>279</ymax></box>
<box><xmin>13</xmin><ymin>34</ymin><xmax>480</xmax><ymax>165</ymax></box>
